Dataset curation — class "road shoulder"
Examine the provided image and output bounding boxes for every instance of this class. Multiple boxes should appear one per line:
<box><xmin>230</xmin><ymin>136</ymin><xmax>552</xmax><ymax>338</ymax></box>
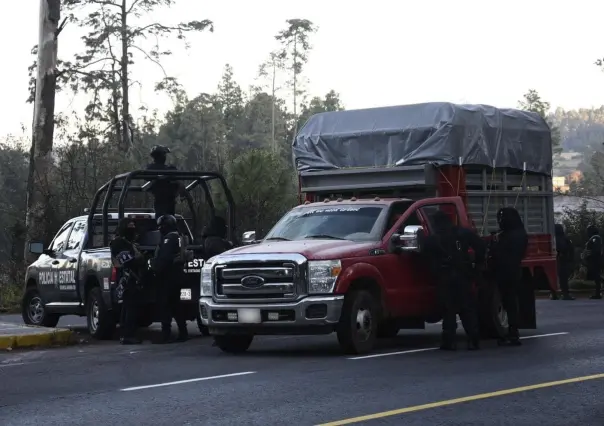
<box><xmin>0</xmin><ymin>322</ymin><xmax>74</xmax><ymax>350</ymax></box>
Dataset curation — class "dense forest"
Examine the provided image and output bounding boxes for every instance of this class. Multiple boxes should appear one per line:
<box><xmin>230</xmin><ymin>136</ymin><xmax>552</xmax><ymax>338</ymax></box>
<box><xmin>1</xmin><ymin>0</ymin><xmax>604</xmax><ymax>310</ymax></box>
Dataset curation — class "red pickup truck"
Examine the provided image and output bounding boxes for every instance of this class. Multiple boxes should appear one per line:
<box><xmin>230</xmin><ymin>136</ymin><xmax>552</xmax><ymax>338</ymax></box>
<box><xmin>199</xmin><ymin>102</ymin><xmax>557</xmax><ymax>354</ymax></box>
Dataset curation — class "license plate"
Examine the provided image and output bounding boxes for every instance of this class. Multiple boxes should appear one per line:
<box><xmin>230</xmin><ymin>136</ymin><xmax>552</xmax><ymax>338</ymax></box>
<box><xmin>180</xmin><ymin>288</ymin><xmax>192</xmax><ymax>300</ymax></box>
<box><xmin>238</xmin><ymin>308</ymin><xmax>261</xmax><ymax>324</ymax></box>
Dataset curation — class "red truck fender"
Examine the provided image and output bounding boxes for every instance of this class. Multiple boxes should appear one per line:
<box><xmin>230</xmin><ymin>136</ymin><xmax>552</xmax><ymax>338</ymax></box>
<box><xmin>334</xmin><ymin>261</ymin><xmax>386</xmax><ymax>306</ymax></box>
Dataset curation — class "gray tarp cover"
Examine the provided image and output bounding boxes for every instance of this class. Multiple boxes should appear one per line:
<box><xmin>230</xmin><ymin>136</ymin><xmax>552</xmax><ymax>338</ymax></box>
<box><xmin>293</xmin><ymin>102</ymin><xmax>553</xmax><ymax>175</ymax></box>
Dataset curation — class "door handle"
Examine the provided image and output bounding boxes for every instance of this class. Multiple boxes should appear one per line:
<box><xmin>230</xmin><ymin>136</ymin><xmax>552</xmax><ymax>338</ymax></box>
<box><xmin>52</xmin><ymin>260</ymin><xmax>60</xmax><ymax>265</ymax></box>
<box><xmin>68</xmin><ymin>258</ymin><xmax>77</xmax><ymax>263</ymax></box>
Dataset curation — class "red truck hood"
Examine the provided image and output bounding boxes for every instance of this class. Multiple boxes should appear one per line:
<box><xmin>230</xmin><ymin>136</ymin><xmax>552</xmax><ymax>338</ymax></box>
<box><xmin>226</xmin><ymin>239</ymin><xmax>378</xmax><ymax>260</ymax></box>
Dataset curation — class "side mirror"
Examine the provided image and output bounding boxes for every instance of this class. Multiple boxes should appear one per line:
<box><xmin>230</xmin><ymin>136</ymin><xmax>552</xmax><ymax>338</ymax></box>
<box><xmin>28</xmin><ymin>241</ymin><xmax>45</xmax><ymax>255</ymax></box>
<box><xmin>390</xmin><ymin>225</ymin><xmax>423</xmax><ymax>253</ymax></box>
<box><xmin>241</xmin><ymin>231</ymin><xmax>257</xmax><ymax>245</ymax></box>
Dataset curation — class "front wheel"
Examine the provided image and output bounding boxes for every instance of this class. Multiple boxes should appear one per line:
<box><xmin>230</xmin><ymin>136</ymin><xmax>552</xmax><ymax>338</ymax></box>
<box><xmin>86</xmin><ymin>287</ymin><xmax>115</xmax><ymax>340</ymax></box>
<box><xmin>21</xmin><ymin>289</ymin><xmax>60</xmax><ymax>327</ymax></box>
<box><xmin>213</xmin><ymin>335</ymin><xmax>254</xmax><ymax>354</ymax></box>
<box><xmin>337</xmin><ymin>290</ymin><xmax>379</xmax><ymax>354</ymax></box>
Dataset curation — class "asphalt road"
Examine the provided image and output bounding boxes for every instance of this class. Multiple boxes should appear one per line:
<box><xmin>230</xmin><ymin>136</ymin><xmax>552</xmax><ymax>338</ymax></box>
<box><xmin>0</xmin><ymin>300</ymin><xmax>603</xmax><ymax>425</ymax></box>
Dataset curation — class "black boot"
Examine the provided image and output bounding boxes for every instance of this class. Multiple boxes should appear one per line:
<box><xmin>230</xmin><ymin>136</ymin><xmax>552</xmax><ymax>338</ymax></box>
<box><xmin>550</xmin><ymin>292</ymin><xmax>559</xmax><ymax>300</ymax></box>
<box><xmin>561</xmin><ymin>293</ymin><xmax>575</xmax><ymax>300</ymax></box>
<box><xmin>440</xmin><ymin>333</ymin><xmax>457</xmax><ymax>351</ymax></box>
<box><xmin>156</xmin><ymin>328</ymin><xmax>174</xmax><ymax>344</ymax></box>
<box><xmin>176</xmin><ymin>326</ymin><xmax>189</xmax><ymax>342</ymax></box>
<box><xmin>467</xmin><ymin>336</ymin><xmax>480</xmax><ymax>351</ymax></box>
<box><xmin>507</xmin><ymin>327</ymin><xmax>521</xmax><ymax>346</ymax></box>
<box><xmin>589</xmin><ymin>294</ymin><xmax>602</xmax><ymax>300</ymax></box>
<box><xmin>120</xmin><ymin>337</ymin><xmax>142</xmax><ymax>345</ymax></box>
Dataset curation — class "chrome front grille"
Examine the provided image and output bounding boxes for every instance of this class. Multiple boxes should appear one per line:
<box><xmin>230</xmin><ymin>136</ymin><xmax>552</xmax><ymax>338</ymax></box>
<box><xmin>213</xmin><ymin>254</ymin><xmax>307</xmax><ymax>303</ymax></box>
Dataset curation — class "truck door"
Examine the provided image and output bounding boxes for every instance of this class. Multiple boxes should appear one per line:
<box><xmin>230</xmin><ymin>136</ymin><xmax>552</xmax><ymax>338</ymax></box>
<box><xmin>379</xmin><ymin>203</ymin><xmax>431</xmax><ymax>317</ymax></box>
<box><xmin>382</xmin><ymin>197</ymin><xmax>466</xmax><ymax>318</ymax></box>
<box><xmin>56</xmin><ymin>220</ymin><xmax>86</xmax><ymax>302</ymax></box>
<box><xmin>39</xmin><ymin>222</ymin><xmax>74</xmax><ymax>303</ymax></box>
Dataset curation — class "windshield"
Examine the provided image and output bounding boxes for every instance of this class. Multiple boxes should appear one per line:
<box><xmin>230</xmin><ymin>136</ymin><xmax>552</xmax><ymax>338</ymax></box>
<box><xmin>264</xmin><ymin>205</ymin><xmax>385</xmax><ymax>242</ymax></box>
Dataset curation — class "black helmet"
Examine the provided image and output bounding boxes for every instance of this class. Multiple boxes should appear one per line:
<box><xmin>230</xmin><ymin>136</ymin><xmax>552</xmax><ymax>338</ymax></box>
<box><xmin>150</xmin><ymin>145</ymin><xmax>171</xmax><ymax>158</ymax></box>
<box><xmin>587</xmin><ymin>224</ymin><xmax>599</xmax><ymax>237</ymax></box>
<box><xmin>157</xmin><ymin>214</ymin><xmax>177</xmax><ymax>235</ymax></box>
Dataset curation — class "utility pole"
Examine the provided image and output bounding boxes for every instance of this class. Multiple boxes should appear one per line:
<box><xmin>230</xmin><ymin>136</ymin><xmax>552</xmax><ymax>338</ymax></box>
<box><xmin>25</xmin><ymin>0</ymin><xmax>62</xmax><ymax>263</ymax></box>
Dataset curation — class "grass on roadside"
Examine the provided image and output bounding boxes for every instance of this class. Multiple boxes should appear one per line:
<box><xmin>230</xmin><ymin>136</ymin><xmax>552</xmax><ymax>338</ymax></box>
<box><xmin>0</xmin><ymin>283</ymin><xmax>22</xmax><ymax>314</ymax></box>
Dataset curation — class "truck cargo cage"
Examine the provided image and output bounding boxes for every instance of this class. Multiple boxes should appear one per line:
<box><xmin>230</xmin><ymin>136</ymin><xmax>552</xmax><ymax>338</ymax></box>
<box><xmin>87</xmin><ymin>170</ymin><xmax>236</xmax><ymax>247</ymax></box>
<box><xmin>300</xmin><ymin>164</ymin><xmax>554</xmax><ymax>237</ymax></box>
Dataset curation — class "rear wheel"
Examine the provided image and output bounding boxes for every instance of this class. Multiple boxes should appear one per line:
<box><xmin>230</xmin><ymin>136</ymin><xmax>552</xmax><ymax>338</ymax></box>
<box><xmin>21</xmin><ymin>289</ymin><xmax>60</xmax><ymax>327</ymax></box>
<box><xmin>479</xmin><ymin>284</ymin><xmax>508</xmax><ymax>339</ymax></box>
<box><xmin>213</xmin><ymin>335</ymin><xmax>254</xmax><ymax>354</ymax></box>
<box><xmin>87</xmin><ymin>287</ymin><xmax>115</xmax><ymax>340</ymax></box>
<box><xmin>337</xmin><ymin>290</ymin><xmax>379</xmax><ymax>354</ymax></box>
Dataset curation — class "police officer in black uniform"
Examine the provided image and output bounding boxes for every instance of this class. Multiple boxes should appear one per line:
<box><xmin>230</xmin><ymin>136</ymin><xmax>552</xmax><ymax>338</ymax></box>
<box><xmin>110</xmin><ymin>218</ymin><xmax>145</xmax><ymax>344</ymax></box>
<box><xmin>202</xmin><ymin>216</ymin><xmax>233</xmax><ymax>259</ymax></box>
<box><xmin>150</xmin><ymin>214</ymin><xmax>188</xmax><ymax>343</ymax></box>
<box><xmin>422</xmin><ymin>210</ymin><xmax>486</xmax><ymax>351</ymax></box>
<box><xmin>491</xmin><ymin>207</ymin><xmax>528</xmax><ymax>346</ymax></box>
<box><xmin>555</xmin><ymin>224</ymin><xmax>575</xmax><ymax>300</ymax></box>
<box><xmin>583</xmin><ymin>224</ymin><xmax>602</xmax><ymax>300</ymax></box>
<box><xmin>145</xmin><ymin>145</ymin><xmax>190</xmax><ymax>217</ymax></box>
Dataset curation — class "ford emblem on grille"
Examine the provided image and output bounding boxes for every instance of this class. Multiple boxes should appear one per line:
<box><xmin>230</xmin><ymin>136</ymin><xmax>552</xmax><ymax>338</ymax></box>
<box><xmin>241</xmin><ymin>275</ymin><xmax>265</xmax><ymax>289</ymax></box>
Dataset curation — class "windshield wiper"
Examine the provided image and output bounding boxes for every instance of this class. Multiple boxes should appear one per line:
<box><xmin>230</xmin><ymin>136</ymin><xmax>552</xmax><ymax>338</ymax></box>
<box><xmin>304</xmin><ymin>234</ymin><xmax>345</xmax><ymax>240</ymax></box>
<box><xmin>265</xmin><ymin>237</ymin><xmax>291</xmax><ymax>241</ymax></box>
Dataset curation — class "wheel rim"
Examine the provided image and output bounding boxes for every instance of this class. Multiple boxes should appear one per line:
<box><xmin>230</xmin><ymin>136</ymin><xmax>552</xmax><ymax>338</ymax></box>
<box><xmin>28</xmin><ymin>296</ymin><xmax>44</xmax><ymax>324</ymax></box>
<box><xmin>355</xmin><ymin>307</ymin><xmax>373</xmax><ymax>342</ymax></box>
<box><xmin>89</xmin><ymin>301</ymin><xmax>99</xmax><ymax>332</ymax></box>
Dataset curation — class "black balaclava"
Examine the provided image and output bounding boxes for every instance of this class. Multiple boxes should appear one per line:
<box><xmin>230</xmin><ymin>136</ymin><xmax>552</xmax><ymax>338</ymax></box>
<box><xmin>587</xmin><ymin>224</ymin><xmax>599</xmax><ymax>238</ymax></box>
<box><xmin>555</xmin><ymin>224</ymin><xmax>565</xmax><ymax>237</ymax></box>
<box><xmin>117</xmin><ymin>218</ymin><xmax>137</xmax><ymax>242</ymax></box>
<box><xmin>204</xmin><ymin>216</ymin><xmax>227</xmax><ymax>239</ymax></box>
<box><xmin>497</xmin><ymin>207</ymin><xmax>524</xmax><ymax>231</ymax></box>
<box><xmin>151</xmin><ymin>152</ymin><xmax>166</xmax><ymax>165</ymax></box>
<box><xmin>430</xmin><ymin>210</ymin><xmax>454</xmax><ymax>234</ymax></box>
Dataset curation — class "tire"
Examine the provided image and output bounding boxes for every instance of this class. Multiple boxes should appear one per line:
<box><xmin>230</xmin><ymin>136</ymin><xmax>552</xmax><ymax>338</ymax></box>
<box><xmin>377</xmin><ymin>320</ymin><xmax>400</xmax><ymax>338</ymax></box>
<box><xmin>478</xmin><ymin>284</ymin><xmax>508</xmax><ymax>339</ymax></box>
<box><xmin>197</xmin><ymin>314</ymin><xmax>210</xmax><ymax>336</ymax></box>
<box><xmin>337</xmin><ymin>290</ymin><xmax>379</xmax><ymax>354</ymax></box>
<box><xmin>213</xmin><ymin>335</ymin><xmax>254</xmax><ymax>354</ymax></box>
<box><xmin>86</xmin><ymin>287</ymin><xmax>115</xmax><ymax>340</ymax></box>
<box><xmin>21</xmin><ymin>289</ymin><xmax>60</xmax><ymax>328</ymax></box>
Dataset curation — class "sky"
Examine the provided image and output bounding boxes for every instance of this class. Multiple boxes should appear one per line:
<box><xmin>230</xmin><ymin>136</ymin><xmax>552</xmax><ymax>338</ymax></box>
<box><xmin>3</xmin><ymin>0</ymin><xmax>604</xmax><ymax>140</ymax></box>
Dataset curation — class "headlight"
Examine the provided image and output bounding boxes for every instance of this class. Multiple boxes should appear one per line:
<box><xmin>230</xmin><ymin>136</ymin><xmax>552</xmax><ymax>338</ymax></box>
<box><xmin>200</xmin><ymin>261</ymin><xmax>214</xmax><ymax>297</ymax></box>
<box><xmin>308</xmin><ymin>260</ymin><xmax>342</xmax><ymax>294</ymax></box>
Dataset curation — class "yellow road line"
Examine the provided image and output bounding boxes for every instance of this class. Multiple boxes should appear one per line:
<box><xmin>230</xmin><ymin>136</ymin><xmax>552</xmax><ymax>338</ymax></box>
<box><xmin>317</xmin><ymin>373</ymin><xmax>604</xmax><ymax>426</ymax></box>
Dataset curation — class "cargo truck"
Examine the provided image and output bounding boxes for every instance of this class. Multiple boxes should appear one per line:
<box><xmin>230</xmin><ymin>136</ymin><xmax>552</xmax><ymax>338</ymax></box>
<box><xmin>199</xmin><ymin>102</ymin><xmax>557</xmax><ymax>354</ymax></box>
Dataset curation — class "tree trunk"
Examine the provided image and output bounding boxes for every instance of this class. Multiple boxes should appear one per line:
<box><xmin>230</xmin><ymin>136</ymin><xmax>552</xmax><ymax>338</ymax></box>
<box><xmin>120</xmin><ymin>0</ymin><xmax>131</xmax><ymax>152</ymax></box>
<box><xmin>271</xmin><ymin>61</ymin><xmax>276</xmax><ymax>152</ymax></box>
<box><xmin>292</xmin><ymin>34</ymin><xmax>298</xmax><ymax>140</ymax></box>
<box><xmin>25</xmin><ymin>0</ymin><xmax>61</xmax><ymax>264</ymax></box>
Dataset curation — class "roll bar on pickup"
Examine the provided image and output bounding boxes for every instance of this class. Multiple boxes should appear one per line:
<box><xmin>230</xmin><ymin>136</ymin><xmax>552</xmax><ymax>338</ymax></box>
<box><xmin>86</xmin><ymin>170</ymin><xmax>236</xmax><ymax>247</ymax></box>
